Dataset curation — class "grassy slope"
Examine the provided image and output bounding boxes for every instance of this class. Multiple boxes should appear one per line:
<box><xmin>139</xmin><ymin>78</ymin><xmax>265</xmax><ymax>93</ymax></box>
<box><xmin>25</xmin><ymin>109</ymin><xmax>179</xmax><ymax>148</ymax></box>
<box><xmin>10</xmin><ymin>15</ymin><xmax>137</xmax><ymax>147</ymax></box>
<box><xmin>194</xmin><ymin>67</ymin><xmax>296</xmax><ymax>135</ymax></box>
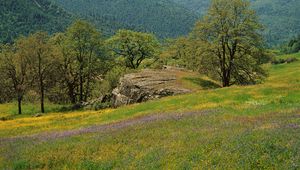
<box><xmin>0</xmin><ymin>53</ymin><xmax>300</xmax><ymax>169</ymax></box>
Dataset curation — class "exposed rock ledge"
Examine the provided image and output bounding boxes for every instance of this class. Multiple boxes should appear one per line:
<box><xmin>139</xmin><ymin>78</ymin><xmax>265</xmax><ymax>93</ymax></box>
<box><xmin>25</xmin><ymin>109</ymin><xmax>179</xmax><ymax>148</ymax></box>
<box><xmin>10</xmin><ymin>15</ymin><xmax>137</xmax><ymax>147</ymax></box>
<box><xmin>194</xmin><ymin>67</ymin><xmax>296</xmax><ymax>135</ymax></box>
<box><xmin>112</xmin><ymin>69</ymin><xmax>191</xmax><ymax>107</ymax></box>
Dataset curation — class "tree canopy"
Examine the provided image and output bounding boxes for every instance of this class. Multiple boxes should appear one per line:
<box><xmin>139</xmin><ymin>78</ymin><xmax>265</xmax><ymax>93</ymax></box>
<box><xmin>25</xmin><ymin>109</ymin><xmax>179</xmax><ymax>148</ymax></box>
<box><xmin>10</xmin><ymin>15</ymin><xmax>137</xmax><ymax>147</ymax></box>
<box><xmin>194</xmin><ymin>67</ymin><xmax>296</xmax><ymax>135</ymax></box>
<box><xmin>190</xmin><ymin>0</ymin><xmax>267</xmax><ymax>87</ymax></box>
<box><xmin>106</xmin><ymin>30</ymin><xmax>160</xmax><ymax>69</ymax></box>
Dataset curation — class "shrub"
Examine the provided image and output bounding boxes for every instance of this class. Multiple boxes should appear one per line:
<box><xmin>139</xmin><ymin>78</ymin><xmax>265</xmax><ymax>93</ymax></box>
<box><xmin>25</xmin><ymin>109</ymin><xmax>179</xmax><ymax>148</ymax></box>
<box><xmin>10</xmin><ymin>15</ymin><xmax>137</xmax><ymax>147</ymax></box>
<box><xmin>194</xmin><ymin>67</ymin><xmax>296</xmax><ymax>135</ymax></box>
<box><xmin>271</xmin><ymin>57</ymin><xmax>298</xmax><ymax>65</ymax></box>
<box><xmin>286</xmin><ymin>57</ymin><xmax>298</xmax><ymax>63</ymax></box>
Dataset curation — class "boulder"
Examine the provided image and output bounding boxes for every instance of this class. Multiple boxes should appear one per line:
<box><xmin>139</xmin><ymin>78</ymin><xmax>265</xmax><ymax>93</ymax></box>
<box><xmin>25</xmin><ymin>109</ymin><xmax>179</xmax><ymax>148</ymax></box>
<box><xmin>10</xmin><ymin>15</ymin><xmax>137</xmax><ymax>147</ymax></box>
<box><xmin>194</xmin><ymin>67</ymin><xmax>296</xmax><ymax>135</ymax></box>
<box><xmin>112</xmin><ymin>69</ymin><xmax>191</xmax><ymax>107</ymax></box>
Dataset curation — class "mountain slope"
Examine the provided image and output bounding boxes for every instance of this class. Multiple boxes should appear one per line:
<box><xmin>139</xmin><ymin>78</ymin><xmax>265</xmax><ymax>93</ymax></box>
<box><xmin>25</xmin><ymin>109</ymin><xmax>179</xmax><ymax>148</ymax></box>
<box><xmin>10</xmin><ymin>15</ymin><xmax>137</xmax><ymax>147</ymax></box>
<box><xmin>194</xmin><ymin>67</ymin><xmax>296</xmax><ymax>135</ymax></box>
<box><xmin>51</xmin><ymin>0</ymin><xmax>198</xmax><ymax>38</ymax></box>
<box><xmin>252</xmin><ymin>0</ymin><xmax>300</xmax><ymax>45</ymax></box>
<box><xmin>170</xmin><ymin>0</ymin><xmax>210</xmax><ymax>15</ymax></box>
<box><xmin>1</xmin><ymin>0</ymin><xmax>299</xmax><ymax>45</ymax></box>
<box><xmin>170</xmin><ymin>0</ymin><xmax>300</xmax><ymax>45</ymax></box>
<box><xmin>0</xmin><ymin>0</ymin><xmax>72</xmax><ymax>43</ymax></box>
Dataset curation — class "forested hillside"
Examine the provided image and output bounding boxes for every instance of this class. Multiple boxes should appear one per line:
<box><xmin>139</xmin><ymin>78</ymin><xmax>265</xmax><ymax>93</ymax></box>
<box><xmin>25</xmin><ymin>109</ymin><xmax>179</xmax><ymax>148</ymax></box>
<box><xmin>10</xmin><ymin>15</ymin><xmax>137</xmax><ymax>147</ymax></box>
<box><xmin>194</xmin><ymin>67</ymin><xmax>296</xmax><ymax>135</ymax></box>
<box><xmin>170</xmin><ymin>0</ymin><xmax>210</xmax><ymax>15</ymax></box>
<box><xmin>170</xmin><ymin>0</ymin><xmax>300</xmax><ymax>46</ymax></box>
<box><xmin>51</xmin><ymin>0</ymin><xmax>198</xmax><ymax>38</ymax></box>
<box><xmin>1</xmin><ymin>0</ymin><xmax>299</xmax><ymax>45</ymax></box>
<box><xmin>0</xmin><ymin>0</ymin><xmax>71</xmax><ymax>43</ymax></box>
<box><xmin>252</xmin><ymin>0</ymin><xmax>300</xmax><ymax>46</ymax></box>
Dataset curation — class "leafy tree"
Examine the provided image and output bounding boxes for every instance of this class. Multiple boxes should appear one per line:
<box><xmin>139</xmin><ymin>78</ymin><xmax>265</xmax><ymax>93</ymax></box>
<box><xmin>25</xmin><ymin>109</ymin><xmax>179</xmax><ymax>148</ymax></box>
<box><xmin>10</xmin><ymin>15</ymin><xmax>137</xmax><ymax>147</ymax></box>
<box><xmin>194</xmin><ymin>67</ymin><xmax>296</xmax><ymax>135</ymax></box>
<box><xmin>191</xmin><ymin>0</ymin><xmax>267</xmax><ymax>87</ymax></box>
<box><xmin>56</xmin><ymin>20</ymin><xmax>103</xmax><ymax>103</ymax></box>
<box><xmin>107</xmin><ymin>30</ymin><xmax>160</xmax><ymax>69</ymax></box>
<box><xmin>285</xmin><ymin>35</ymin><xmax>300</xmax><ymax>54</ymax></box>
<box><xmin>22</xmin><ymin>32</ymin><xmax>59</xmax><ymax>113</ymax></box>
<box><xmin>50</xmin><ymin>33</ymin><xmax>79</xmax><ymax>104</ymax></box>
<box><xmin>0</xmin><ymin>42</ymin><xmax>30</xmax><ymax>114</ymax></box>
<box><xmin>161</xmin><ymin>37</ymin><xmax>200</xmax><ymax>70</ymax></box>
<box><xmin>0</xmin><ymin>46</ymin><xmax>14</xmax><ymax>103</ymax></box>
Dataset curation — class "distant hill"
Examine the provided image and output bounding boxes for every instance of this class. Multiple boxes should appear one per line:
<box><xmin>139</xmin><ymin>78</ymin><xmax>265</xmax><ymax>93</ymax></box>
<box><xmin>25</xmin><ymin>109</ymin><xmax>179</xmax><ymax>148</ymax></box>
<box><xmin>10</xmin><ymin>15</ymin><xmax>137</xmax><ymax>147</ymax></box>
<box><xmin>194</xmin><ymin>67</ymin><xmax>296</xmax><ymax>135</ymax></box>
<box><xmin>0</xmin><ymin>0</ymin><xmax>71</xmax><ymax>43</ymax></box>
<box><xmin>170</xmin><ymin>0</ymin><xmax>210</xmax><ymax>15</ymax></box>
<box><xmin>251</xmin><ymin>0</ymin><xmax>300</xmax><ymax>46</ymax></box>
<box><xmin>1</xmin><ymin>0</ymin><xmax>299</xmax><ymax>46</ymax></box>
<box><xmin>51</xmin><ymin>0</ymin><xmax>198</xmax><ymax>38</ymax></box>
<box><xmin>170</xmin><ymin>0</ymin><xmax>300</xmax><ymax>46</ymax></box>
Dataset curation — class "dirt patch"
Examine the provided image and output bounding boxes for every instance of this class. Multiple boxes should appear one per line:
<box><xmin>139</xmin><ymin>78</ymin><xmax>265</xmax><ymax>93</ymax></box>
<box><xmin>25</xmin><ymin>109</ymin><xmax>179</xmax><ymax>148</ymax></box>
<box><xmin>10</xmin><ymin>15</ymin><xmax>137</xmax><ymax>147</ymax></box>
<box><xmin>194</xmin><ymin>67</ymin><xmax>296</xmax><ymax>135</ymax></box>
<box><xmin>0</xmin><ymin>110</ymin><xmax>213</xmax><ymax>143</ymax></box>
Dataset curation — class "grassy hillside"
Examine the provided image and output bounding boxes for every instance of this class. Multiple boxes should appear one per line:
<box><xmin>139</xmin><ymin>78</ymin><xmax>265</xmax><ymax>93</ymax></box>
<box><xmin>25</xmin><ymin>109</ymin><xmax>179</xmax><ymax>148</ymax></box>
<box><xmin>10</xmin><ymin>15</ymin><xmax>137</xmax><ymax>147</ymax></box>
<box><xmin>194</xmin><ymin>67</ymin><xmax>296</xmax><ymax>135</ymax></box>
<box><xmin>0</xmin><ymin>53</ymin><xmax>300</xmax><ymax>169</ymax></box>
<box><xmin>0</xmin><ymin>0</ymin><xmax>71</xmax><ymax>43</ymax></box>
<box><xmin>51</xmin><ymin>0</ymin><xmax>198</xmax><ymax>38</ymax></box>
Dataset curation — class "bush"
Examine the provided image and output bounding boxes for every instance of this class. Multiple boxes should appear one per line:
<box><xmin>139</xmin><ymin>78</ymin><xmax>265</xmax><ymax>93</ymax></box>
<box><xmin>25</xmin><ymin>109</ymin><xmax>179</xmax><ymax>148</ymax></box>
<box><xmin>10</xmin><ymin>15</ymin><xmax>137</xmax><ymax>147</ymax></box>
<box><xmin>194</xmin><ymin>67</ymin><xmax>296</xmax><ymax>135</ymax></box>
<box><xmin>23</xmin><ymin>90</ymin><xmax>39</xmax><ymax>103</ymax></box>
<box><xmin>91</xmin><ymin>101</ymin><xmax>111</xmax><ymax>111</ymax></box>
<box><xmin>286</xmin><ymin>57</ymin><xmax>298</xmax><ymax>63</ymax></box>
<box><xmin>271</xmin><ymin>57</ymin><xmax>298</xmax><ymax>65</ymax></box>
<box><xmin>91</xmin><ymin>66</ymin><xmax>128</xmax><ymax>98</ymax></box>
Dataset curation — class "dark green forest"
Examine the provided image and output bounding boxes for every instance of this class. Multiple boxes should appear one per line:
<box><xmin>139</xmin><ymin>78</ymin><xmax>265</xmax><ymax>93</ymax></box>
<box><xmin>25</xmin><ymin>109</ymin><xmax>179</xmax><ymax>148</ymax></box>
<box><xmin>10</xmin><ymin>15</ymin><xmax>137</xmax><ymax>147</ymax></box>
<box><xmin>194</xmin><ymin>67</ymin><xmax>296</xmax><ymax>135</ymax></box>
<box><xmin>0</xmin><ymin>0</ymin><xmax>71</xmax><ymax>43</ymax></box>
<box><xmin>51</xmin><ymin>0</ymin><xmax>198</xmax><ymax>38</ymax></box>
<box><xmin>1</xmin><ymin>0</ymin><xmax>300</xmax><ymax>46</ymax></box>
<box><xmin>173</xmin><ymin>0</ymin><xmax>300</xmax><ymax>46</ymax></box>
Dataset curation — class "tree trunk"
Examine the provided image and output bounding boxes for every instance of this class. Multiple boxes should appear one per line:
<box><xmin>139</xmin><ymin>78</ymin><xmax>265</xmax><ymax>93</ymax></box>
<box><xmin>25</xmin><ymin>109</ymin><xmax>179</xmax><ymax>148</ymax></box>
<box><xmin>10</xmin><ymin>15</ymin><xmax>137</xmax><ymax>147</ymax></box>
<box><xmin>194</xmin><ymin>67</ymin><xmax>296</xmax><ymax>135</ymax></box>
<box><xmin>79</xmin><ymin>64</ymin><xmax>84</xmax><ymax>102</ymax></box>
<box><xmin>85</xmin><ymin>52</ymin><xmax>92</xmax><ymax>102</ymax></box>
<box><xmin>85</xmin><ymin>77</ymin><xmax>90</xmax><ymax>102</ymax></box>
<box><xmin>68</xmin><ymin>83</ymin><xmax>76</xmax><ymax>104</ymax></box>
<box><xmin>18</xmin><ymin>95</ymin><xmax>22</xmax><ymax>115</ymax></box>
<box><xmin>222</xmin><ymin>74</ymin><xmax>230</xmax><ymax>87</ymax></box>
<box><xmin>38</xmin><ymin>53</ymin><xmax>45</xmax><ymax>113</ymax></box>
<box><xmin>40</xmin><ymin>83</ymin><xmax>45</xmax><ymax>113</ymax></box>
<box><xmin>79</xmin><ymin>74</ymin><xmax>83</xmax><ymax>102</ymax></box>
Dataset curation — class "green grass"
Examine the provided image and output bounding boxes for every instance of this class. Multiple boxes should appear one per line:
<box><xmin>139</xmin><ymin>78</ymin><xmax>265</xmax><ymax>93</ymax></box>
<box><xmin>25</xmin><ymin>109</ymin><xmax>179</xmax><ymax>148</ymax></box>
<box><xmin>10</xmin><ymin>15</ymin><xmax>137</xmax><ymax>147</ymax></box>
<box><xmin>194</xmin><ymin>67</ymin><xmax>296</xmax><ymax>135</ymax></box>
<box><xmin>0</xmin><ymin>102</ymin><xmax>70</xmax><ymax>119</ymax></box>
<box><xmin>0</xmin><ymin>53</ymin><xmax>300</xmax><ymax>169</ymax></box>
<box><xmin>182</xmin><ymin>77</ymin><xmax>221</xmax><ymax>90</ymax></box>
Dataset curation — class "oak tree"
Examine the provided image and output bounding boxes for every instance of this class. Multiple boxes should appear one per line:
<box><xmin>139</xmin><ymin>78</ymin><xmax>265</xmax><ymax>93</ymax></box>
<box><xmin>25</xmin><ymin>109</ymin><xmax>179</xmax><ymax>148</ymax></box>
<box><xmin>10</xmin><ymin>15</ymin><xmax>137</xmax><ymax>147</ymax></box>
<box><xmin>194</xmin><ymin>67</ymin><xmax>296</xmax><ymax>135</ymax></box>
<box><xmin>0</xmin><ymin>42</ymin><xmax>30</xmax><ymax>114</ymax></box>
<box><xmin>107</xmin><ymin>30</ymin><xmax>160</xmax><ymax>69</ymax></box>
<box><xmin>61</xmin><ymin>20</ymin><xmax>103</xmax><ymax>102</ymax></box>
<box><xmin>24</xmin><ymin>32</ymin><xmax>58</xmax><ymax>113</ymax></box>
<box><xmin>192</xmin><ymin>0</ymin><xmax>267</xmax><ymax>87</ymax></box>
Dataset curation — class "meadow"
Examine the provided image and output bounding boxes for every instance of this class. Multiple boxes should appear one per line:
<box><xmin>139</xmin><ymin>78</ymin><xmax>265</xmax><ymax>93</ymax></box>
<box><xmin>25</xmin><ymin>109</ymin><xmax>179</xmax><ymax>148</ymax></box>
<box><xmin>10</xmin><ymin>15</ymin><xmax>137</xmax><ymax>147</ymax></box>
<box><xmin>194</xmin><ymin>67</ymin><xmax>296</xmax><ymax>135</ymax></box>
<box><xmin>0</xmin><ymin>53</ymin><xmax>300</xmax><ymax>169</ymax></box>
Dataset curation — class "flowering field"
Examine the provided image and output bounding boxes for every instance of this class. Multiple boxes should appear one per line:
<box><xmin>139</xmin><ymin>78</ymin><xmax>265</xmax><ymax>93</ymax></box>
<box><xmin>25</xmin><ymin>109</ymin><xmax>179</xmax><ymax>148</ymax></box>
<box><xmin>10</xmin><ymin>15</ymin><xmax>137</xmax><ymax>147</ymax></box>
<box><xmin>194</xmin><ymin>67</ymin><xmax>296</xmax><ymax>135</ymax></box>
<box><xmin>0</xmin><ymin>53</ymin><xmax>300</xmax><ymax>169</ymax></box>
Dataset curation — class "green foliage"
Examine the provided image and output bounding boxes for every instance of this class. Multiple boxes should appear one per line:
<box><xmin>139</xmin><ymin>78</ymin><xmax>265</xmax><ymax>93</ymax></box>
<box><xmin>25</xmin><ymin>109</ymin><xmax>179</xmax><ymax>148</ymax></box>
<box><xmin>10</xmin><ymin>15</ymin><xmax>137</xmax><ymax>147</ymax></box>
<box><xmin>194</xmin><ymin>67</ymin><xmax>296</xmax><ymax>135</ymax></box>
<box><xmin>251</xmin><ymin>0</ymin><xmax>300</xmax><ymax>46</ymax></box>
<box><xmin>53</xmin><ymin>20</ymin><xmax>105</xmax><ymax>103</ymax></box>
<box><xmin>0</xmin><ymin>41</ymin><xmax>32</xmax><ymax>114</ymax></box>
<box><xmin>271</xmin><ymin>57</ymin><xmax>298</xmax><ymax>65</ymax></box>
<box><xmin>0</xmin><ymin>20</ymin><xmax>109</xmax><ymax>113</ymax></box>
<box><xmin>106</xmin><ymin>30</ymin><xmax>161</xmax><ymax>69</ymax></box>
<box><xmin>190</xmin><ymin>0</ymin><xmax>267</xmax><ymax>86</ymax></box>
<box><xmin>94</xmin><ymin>66</ymin><xmax>128</xmax><ymax>97</ymax></box>
<box><xmin>171</xmin><ymin>0</ymin><xmax>211</xmax><ymax>15</ymax></box>
<box><xmin>282</xmin><ymin>35</ymin><xmax>300</xmax><ymax>54</ymax></box>
<box><xmin>171</xmin><ymin>0</ymin><xmax>300</xmax><ymax>46</ymax></box>
<box><xmin>17</xmin><ymin>32</ymin><xmax>60</xmax><ymax>113</ymax></box>
<box><xmin>0</xmin><ymin>52</ymin><xmax>13</xmax><ymax>103</ymax></box>
<box><xmin>161</xmin><ymin>37</ymin><xmax>200</xmax><ymax>70</ymax></box>
<box><xmin>0</xmin><ymin>0</ymin><xmax>71</xmax><ymax>43</ymax></box>
<box><xmin>1</xmin><ymin>0</ymin><xmax>299</xmax><ymax>46</ymax></box>
<box><xmin>51</xmin><ymin>0</ymin><xmax>198</xmax><ymax>38</ymax></box>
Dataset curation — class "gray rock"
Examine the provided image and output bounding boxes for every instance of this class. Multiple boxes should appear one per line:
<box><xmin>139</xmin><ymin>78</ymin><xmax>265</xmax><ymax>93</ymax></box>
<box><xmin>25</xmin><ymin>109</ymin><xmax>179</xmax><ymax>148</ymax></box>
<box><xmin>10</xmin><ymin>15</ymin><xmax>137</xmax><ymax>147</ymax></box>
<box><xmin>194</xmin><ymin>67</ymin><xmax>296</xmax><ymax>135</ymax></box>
<box><xmin>112</xmin><ymin>69</ymin><xmax>191</xmax><ymax>107</ymax></box>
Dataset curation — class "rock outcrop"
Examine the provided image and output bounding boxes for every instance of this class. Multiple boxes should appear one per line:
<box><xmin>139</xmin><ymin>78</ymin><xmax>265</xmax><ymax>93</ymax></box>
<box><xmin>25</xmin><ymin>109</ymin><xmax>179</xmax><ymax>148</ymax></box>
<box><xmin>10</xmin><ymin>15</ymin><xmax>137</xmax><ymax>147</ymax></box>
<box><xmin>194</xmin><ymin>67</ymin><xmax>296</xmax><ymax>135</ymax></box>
<box><xmin>112</xmin><ymin>69</ymin><xmax>191</xmax><ymax>107</ymax></box>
